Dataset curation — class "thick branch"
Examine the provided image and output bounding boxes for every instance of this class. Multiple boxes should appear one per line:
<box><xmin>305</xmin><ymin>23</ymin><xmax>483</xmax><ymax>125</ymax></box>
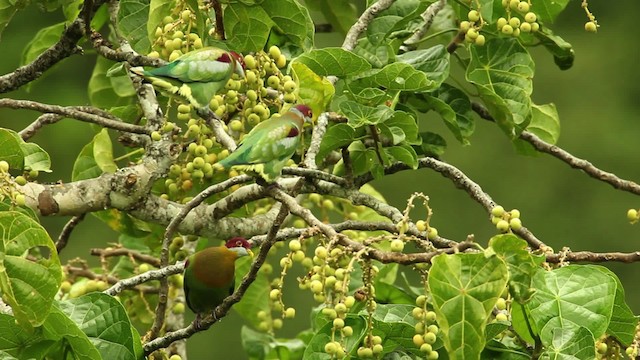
<box><xmin>546</xmin><ymin>250</ymin><xmax>640</xmax><ymax>264</ymax></box>
<box><xmin>103</xmin><ymin>264</ymin><xmax>183</xmax><ymax>296</ymax></box>
<box><xmin>303</xmin><ymin>112</ymin><xmax>330</xmax><ymax>170</ymax></box>
<box><xmin>91</xmin><ymin>247</ymin><xmax>161</xmax><ymax>267</ymax></box>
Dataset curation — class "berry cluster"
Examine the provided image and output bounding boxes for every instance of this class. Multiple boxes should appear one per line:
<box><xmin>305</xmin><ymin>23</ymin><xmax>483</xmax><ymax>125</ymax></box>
<box><xmin>491</xmin><ymin>205</ymin><xmax>523</xmax><ymax>233</ymax></box>
<box><xmin>149</xmin><ymin>10</ymin><xmax>204</xmax><ymax>62</ymax></box>
<box><xmin>460</xmin><ymin>9</ymin><xmax>486</xmax><ymax>46</ymax></box>
<box><xmin>498</xmin><ymin>0</ymin><xmax>539</xmax><ymax>37</ymax></box>
<box><xmin>412</xmin><ymin>295</ymin><xmax>441</xmax><ymax>359</ymax></box>
<box><xmin>0</xmin><ymin>160</ymin><xmax>29</xmax><ymax>207</ymax></box>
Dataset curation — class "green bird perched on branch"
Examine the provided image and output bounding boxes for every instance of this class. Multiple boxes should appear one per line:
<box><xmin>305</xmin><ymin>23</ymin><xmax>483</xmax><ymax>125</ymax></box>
<box><xmin>183</xmin><ymin>237</ymin><xmax>253</xmax><ymax>328</ymax></box>
<box><xmin>216</xmin><ymin>104</ymin><xmax>313</xmax><ymax>183</ymax></box>
<box><xmin>130</xmin><ymin>47</ymin><xmax>245</xmax><ymax>110</ymax></box>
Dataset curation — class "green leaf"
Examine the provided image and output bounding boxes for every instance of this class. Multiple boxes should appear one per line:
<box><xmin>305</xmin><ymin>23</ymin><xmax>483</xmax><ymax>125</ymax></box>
<box><xmin>0</xmin><ymin>128</ymin><xmax>26</xmax><ymax>170</ymax></box>
<box><xmin>348</xmin><ymin>141</ymin><xmax>378</xmax><ymax>177</ymax></box>
<box><xmin>234</xmin><ymin>257</ymin><xmax>270</xmax><ymax>328</ymax></box>
<box><xmin>352</xmin><ymin>88</ymin><xmax>391</xmax><ymax>106</ymax></box>
<box><xmin>92</xmin><ymin>129</ymin><xmax>117</xmax><ymax>173</ymax></box>
<box><xmin>290</xmin><ymin>61</ymin><xmax>334</xmax><ymax>118</ymax></box>
<box><xmin>417</xmin><ymin>131</ymin><xmax>446</xmax><ymax>157</ymax></box>
<box><xmin>383</xmin><ymin>111</ymin><xmax>420</xmax><ymax>145</ymax></box>
<box><xmin>89</xmin><ymin>57</ymin><xmax>135</xmax><ymax>108</ymax></box>
<box><xmin>396</xmin><ymin>45</ymin><xmax>450</xmax><ymax>89</ymax></box>
<box><xmin>385</xmin><ymin>144</ymin><xmax>417</xmax><ymax>169</ymax></box>
<box><xmin>353</xmin><ymin>37</ymin><xmax>393</xmax><ymax>68</ymax></box>
<box><xmin>428</xmin><ymin>253</ymin><xmax>509</xmax><ymax>359</ymax></box>
<box><xmin>535</xmin><ymin>0</ymin><xmax>571</xmax><ymax>24</ymax></box>
<box><xmin>58</xmin><ymin>293</ymin><xmax>137</xmax><ymax>360</ymax></box>
<box><xmin>514</xmin><ymin>103</ymin><xmax>561</xmax><ymax>155</ymax></box>
<box><xmin>317</xmin><ymin>123</ymin><xmax>355</xmax><ymax>163</ymax></box>
<box><xmin>538</xmin><ymin>323</ymin><xmax>595</xmax><ymax>360</ymax></box>
<box><xmin>370</xmin><ymin>304</ymin><xmax>428</xmax><ymax>356</ymax></box>
<box><xmin>72</xmin><ymin>130</ymin><xmax>110</xmax><ymax>181</ymax></box>
<box><xmin>0</xmin><ymin>128</ymin><xmax>52</xmax><ymax>172</ymax></box>
<box><xmin>511</xmin><ymin>301</ymin><xmax>537</xmax><ymax>345</ymax></box>
<box><xmin>0</xmin><ymin>314</ymin><xmax>55</xmax><ymax>359</ymax></box>
<box><xmin>117</xmin><ymin>0</ymin><xmax>150</xmax><ymax>54</ymax></box>
<box><xmin>592</xmin><ymin>267</ymin><xmax>638</xmax><ymax>345</ymax></box>
<box><xmin>21</xmin><ymin>142</ymin><xmax>52</xmax><ymax>173</ymax></box>
<box><xmin>294</xmin><ymin>47</ymin><xmax>371</xmax><ymax>77</ymax></box>
<box><xmin>534</xmin><ymin>28</ymin><xmax>574</xmax><ymax>70</ymax></box>
<box><xmin>489</xmin><ymin>234</ymin><xmax>544</xmax><ymax>303</ymax></box>
<box><xmin>147</xmin><ymin>0</ymin><xmax>173</xmax><ymax>48</ymax></box>
<box><xmin>373</xmin><ymin>282</ymin><xmax>415</xmax><ymax>305</ymax></box>
<box><xmin>527</xmin><ymin>265</ymin><xmax>616</xmax><ymax>346</ymax></box>
<box><xmin>0</xmin><ymin>211</ymin><xmax>62</xmax><ymax>328</ymax></box>
<box><xmin>261</xmin><ymin>0</ymin><xmax>313</xmax><ymax>52</ymax></box>
<box><xmin>42</xmin><ymin>304</ymin><xmax>103</xmax><ymax>360</ymax></box>
<box><xmin>241</xmin><ymin>326</ymin><xmax>306</xmax><ymax>359</ymax></box>
<box><xmin>466</xmin><ymin>38</ymin><xmax>534</xmax><ymax>136</ymax></box>
<box><xmin>368</xmin><ymin>0</ymin><xmax>429</xmax><ymax>45</ymax></box>
<box><xmin>352</xmin><ymin>62</ymin><xmax>435</xmax><ymax>92</ymax></box>
<box><xmin>338</xmin><ymin>101</ymin><xmax>394</xmax><ymax>128</ymax></box>
<box><xmin>307</xmin><ymin>0</ymin><xmax>356</xmax><ymax>35</ymax></box>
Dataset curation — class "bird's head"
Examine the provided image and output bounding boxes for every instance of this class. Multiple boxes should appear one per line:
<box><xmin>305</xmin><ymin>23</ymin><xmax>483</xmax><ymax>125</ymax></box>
<box><xmin>229</xmin><ymin>51</ymin><xmax>246</xmax><ymax>78</ymax></box>
<box><xmin>291</xmin><ymin>104</ymin><xmax>313</xmax><ymax>125</ymax></box>
<box><xmin>225</xmin><ymin>237</ymin><xmax>253</xmax><ymax>258</ymax></box>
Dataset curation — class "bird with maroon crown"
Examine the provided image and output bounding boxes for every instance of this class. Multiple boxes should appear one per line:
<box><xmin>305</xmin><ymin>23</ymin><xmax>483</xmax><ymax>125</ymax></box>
<box><xmin>130</xmin><ymin>47</ymin><xmax>245</xmax><ymax>111</ymax></box>
<box><xmin>183</xmin><ymin>237</ymin><xmax>253</xmax><ymax>327</ymax></box>
<box><xmin>215</xmin><ymin>104</ymin><xmax>313</xmax><ymax>183</ymax></box>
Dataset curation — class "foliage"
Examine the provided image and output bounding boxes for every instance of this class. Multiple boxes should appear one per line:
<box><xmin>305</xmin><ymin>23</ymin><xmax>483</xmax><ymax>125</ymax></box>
<box><xmin>0</xmin><ymin>0</ymin><xmax>637</xmax><ymax>360</ymax></box>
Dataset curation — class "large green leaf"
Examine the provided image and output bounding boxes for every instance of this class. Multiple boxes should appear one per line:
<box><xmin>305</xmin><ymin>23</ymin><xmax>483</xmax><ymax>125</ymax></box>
<box><xmin>21</xmin><ymin>22</ymin><xmax>65</xmax><ymax>67</ymax></box>
<box><xmin>316</xmin><ymin>123</ymin><xmax>356</xmax><ymax>163</ymax></box>
<box><xmin>58</xmin><ymin>293</ymin><xmax>138</xmax><ymax>360</ymax></box>
<box><xmin>89</xmin><ymin>57</ymin><xmax>135</xmax><ymax>108</ymax></box>
<box><xmin>261</xmin><ymin>0</ymin><xmax>313</xmax><ymax>51</ymax></box>
<box><xmin>241</xmin><ymin>326</ymin><xmax>306</xmax><ymax>359</ymax></box>
<box><xmin>366</xmin><ymin>0</ymin><xmax>429</xmax><ymax>45</ymax></box>
<box><xmin>72</xmin><ymin>129</ymin><xmax>116</xmax><ymax>181</ymax></box>
<box><xmin>0</xmin><ymin>314</ymin><xmax>55</xmax><ymax>359</ymax></box>
<box><xmin>371</xmin><ymin>304</ymin><xmax>432</xmax><ymax>357</ymax></box>
<box><xmin>294</xmin><ymin>48</ymin><xmax>371</xmax><ymax>77</ymax></box>
<box><xmin>338</xmin><ymin>101</ymin><xmax>394</xmax><ymax>128</ymax></box>
<box><xmin>534</xmin><ymin>28</ymin><xmax>574</xmax><ymax>70</ymax></box>
<box><xmin>352</xmin><ymin>37</ymin><xmax>394</xmax><ymax>68</ymax></box>
<box><xmin>538</xmin><ymin>321</ymin><xmax>595</xmax><ymax>360</ymax></box>
<box><xmin>593</xmin><ymin>267</ymin><xmax>638</xmax><ymax>345</ymax></box>
<box><xmin>396</xmin><ymin>45</ymin><xmax>450</xmax><ymax>88</ymax></box>
<box><xmin>117</xmin><ymin>0</ymin><xmax>150</xmax><ymax>54</ymax></box>
<box><xmin>466</xmin><ymin>38</ymin><xmax>534</xmax><ymax>136</ymax></box>
<box><xmin>42</xmin><ymin>304</ymin><xmax>103</xmax><ymax>360</ymax></box>
<box><xmin>535</xmin><ymin>0</ymin><xmax>571</xmax><ymax>24</ymax></box>
<box><xmin>527</xmin><ymin>265</ymin><xmax>616</xmax><ymax>347</ymax></box>
<box><xmin>428</xmin><ymin>253</ymin><xmax>509</xmax><ymax>360</ymax></box>
<box><xmin>290</xmin><ymin>61</ymin><xmax>334</xmax><ymax>119</ymax></box>
<box><xmin>351</xmin><ymin>62</ymin><xmax>435</xmax><ymax>92</ymax></box>
<box><xmin>383</xmin><ymin>111</ymin><xmax>420</xmax><ymax>145</ymax></box>
<box><xmin>0</xmin><ymin>211</ymin><xmax>62</xmax><ymax>328</ymax></box>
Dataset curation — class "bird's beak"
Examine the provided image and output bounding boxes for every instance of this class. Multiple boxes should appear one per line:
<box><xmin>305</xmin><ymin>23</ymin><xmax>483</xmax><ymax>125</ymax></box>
<box><xmin>234</xmin><ymin>64</ymin><xmax>246</xmax><ymax>78</ymax></box>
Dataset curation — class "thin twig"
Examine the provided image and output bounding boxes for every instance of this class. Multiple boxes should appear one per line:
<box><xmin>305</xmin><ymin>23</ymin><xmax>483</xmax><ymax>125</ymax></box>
<box><xmin>546</xmin><ymin>250</ymin><xmax>640</xmax><ymax>264</ymax></box>
<box><xmin>211</xmin><ymin>0</ymin><xmax>226</xmax><ymax>40</ymax></box>
<box><xmin>67</xmin><ymin>266</ymin><xmax>158</xmax><ymax>293</ymax></box>
<box><xmin>400</xmin><ymin>0</ymin><xmax>447</xmax><ymax>53</ymax></box>
<box><xmin>198</xmin><ymin>107</ymin><xmax>237</xmax><ymax>151</ymax></box>
<box><xmin>0</xmin><ymin>99</ymin><xmax>150</xmax><ymax>135</ymax></box>
<box><xmin>91</xmin><ymin>247</ymin><xmax>161</xmax><ymax>267</ymax></box>
<box><xmin>103</xmin><ymin>264</ymin><xmax>183</xmax><ymax>296</ymax></box>
<box><xmin>19</xmin><ymin>114</ymin><xmax>63</xmax><ymax>140</ymax></box>
<box><xmin>56</xmin><ymin>214</ymin><xmax>86</xmax><ymax>253</ymax></box>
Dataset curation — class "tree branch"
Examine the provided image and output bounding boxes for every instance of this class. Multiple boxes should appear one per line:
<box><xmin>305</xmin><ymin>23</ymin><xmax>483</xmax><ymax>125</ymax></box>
<box><xmin>91</xmin><ymin>247</ymin><xmax>161</xmax><ymax>267</ymax></box>
<box><xmin>56</xmin><ymin>214</ymin><xmax>86</xmax><ymax>253</ymax></box>
<box><xmin>342</xmin><ymin>0</ymin><xmax>397</xmax><ymax>51</ymax></box>
<box><xmin>0</xmin><ymin>99</ymin><xmax>150</xmax><ymax>135</ymax></box>
<box><xmin>546</xmin><ymin>250</ymin><xmax>640</xmax><ymax>264</ymax></box>
<box><xmin>103</xmin><ymin>264</ymin><xmax>183</xmax><ymax>296</ymax></box>
<box><xmin>400</xmin><ymin>0</ymin><xmax>447</xmax><ymax>53</ymax></box>
<box><xmin>303</xmin><ymin>112</ymin><xmax>329</xmax><ymax>170</ymax></box>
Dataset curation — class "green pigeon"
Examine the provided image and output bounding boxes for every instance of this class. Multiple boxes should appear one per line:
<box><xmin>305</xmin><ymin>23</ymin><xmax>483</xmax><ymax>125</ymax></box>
<box><xmin>131</xmin><ymin>47</ymin><xmax>245</xmax><ymax>109</ymax></box>
<box><xmin>183</xmin><ymin>237</ymin><xmax>253</xmax><ymax>325</ymax></box>
<box><xmin>216</xmin><ymin>104</ymin><xmax>313</xmax><ymax>182</ymax></box>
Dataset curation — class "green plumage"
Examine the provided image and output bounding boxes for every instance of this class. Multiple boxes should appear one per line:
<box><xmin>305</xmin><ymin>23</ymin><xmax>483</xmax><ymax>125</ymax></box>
<box><xmin>183</xmin><ymin>245</ymin><xmax>249</xmax><ymax>314</ymax></box>
<box><xmin>131</xmin><ymin>47</ymin><xmax>245</xmax><ymax>109</ymax></box>
<box><xmin>217</xmin><ymin>105</ymin><xmax>313</xmax><ymax>182</ymax></box>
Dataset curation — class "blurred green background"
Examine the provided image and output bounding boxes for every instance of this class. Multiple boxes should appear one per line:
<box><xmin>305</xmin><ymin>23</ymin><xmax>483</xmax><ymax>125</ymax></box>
<box><xmin>1</xmin><ymin>1</ymin><xmax>639</xmax><ymax>359</ymax></box>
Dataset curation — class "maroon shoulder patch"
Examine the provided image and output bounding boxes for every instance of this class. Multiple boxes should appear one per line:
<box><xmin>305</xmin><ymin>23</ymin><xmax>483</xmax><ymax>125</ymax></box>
<box><xmin>287</xmin><ymin>127</ymin><xmax>299</xmax><ymax>137</ymax></box>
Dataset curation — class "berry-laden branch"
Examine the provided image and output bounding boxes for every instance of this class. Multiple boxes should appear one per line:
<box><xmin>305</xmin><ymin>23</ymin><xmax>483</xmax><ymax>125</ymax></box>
<box><xmin>0</xmin><ymin>99</ymin><xmax>150</xmax><ymax>135</ymax></box>
<box><xmin>66</xmin><ymin>266</ymin><xmax>158</xmax><ymax>293</ymax></box>
<box><xmin>91</xmin><ymin>247</ymin><xmax>161</xmax><ymax>267</ymax></box>
<box><xmin>546</xmin><ymin>250</ymin><xmax>640</xmax><ymax>264</ymax></box>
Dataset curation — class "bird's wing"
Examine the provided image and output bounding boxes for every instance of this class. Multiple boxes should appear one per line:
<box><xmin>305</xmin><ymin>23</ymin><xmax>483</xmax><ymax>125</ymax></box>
<box><xmin>146</xmin><ymin>48</ymin><xmax>233</xmax><ymax>83</ymax></box>
<box><xmin>220</xmin><ymin>119</ymin><xmax>302</xmax><ymax>167</ymax></box>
